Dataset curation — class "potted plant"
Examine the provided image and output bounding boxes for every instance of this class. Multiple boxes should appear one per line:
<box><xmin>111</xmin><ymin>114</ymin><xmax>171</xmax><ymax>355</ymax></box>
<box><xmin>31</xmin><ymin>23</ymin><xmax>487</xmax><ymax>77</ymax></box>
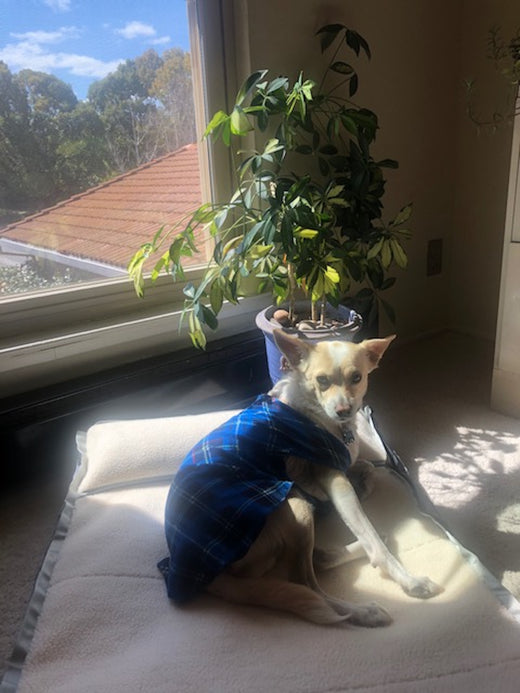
<box><xmin>129</xmin><ymin>23</ymin><xmax>411</xmax><ymax>372</ymax></box>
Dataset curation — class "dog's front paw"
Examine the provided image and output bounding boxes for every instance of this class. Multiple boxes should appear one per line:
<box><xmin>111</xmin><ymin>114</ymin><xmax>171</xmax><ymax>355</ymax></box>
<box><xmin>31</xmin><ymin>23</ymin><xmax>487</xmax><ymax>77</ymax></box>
<box><xmin>405</xmin><ymin>576</ymin><xmax>443</xmax><ymax>599</ymax></box>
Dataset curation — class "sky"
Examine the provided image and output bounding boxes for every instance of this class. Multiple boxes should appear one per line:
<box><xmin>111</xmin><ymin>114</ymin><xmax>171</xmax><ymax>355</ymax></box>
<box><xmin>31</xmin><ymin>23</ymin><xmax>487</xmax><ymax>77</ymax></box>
<box><xmin>0</xmin><ymin>0</ymin><xmax>191</xmax><ymax>100</ymax></box>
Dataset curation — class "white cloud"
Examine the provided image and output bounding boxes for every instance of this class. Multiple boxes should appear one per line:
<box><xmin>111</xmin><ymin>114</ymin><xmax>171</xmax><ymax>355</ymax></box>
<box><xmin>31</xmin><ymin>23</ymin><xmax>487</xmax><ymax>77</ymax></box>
<box><xmin>0</xmin><ymin>27</ymin><xmax>122</xmax><ymax>79</ymax></box>
<box><xmin>150</xmin><ymin>36</ymin><xmax>171</xmax><ymax>46</ymax></box>
<box><xmin>115</xmin><ymin>21</ymin><xmax>156</xmax><ymax>40</ymax></box>
<box><xmin>43</xmin><ymin>0</ymin><xmax>72</xmax><ymax>12</ymax></box>
<box><xmin>12</xmin><ymin>27</ymin><xmax>81</xmax><ymax>44</ymax></box>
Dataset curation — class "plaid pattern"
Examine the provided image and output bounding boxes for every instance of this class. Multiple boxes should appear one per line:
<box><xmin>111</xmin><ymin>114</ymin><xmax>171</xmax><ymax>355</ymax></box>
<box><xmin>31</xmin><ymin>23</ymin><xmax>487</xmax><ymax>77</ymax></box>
<box><xmin>159</xmin><ymin>394</ymin><xmax>352</xmax><ymax>603</ymax></box>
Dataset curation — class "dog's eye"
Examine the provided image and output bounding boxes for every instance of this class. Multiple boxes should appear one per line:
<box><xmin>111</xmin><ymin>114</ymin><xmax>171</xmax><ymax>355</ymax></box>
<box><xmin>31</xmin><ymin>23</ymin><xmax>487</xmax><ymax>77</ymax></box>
<box><xmin>351</xmin><ymin>371</ymin><xmax>362</xmax><ymax>385</ymax></box>
<box><xmin>316</xmin><ymin>375</ymin><xmax>330</xmax><ymax>389</ymax></box>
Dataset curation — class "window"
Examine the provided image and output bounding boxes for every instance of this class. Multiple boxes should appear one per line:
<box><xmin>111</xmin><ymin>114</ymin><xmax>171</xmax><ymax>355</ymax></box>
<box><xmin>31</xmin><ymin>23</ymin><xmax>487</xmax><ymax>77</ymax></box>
<box><xmin>0</xmin><ymin>0</ymin><xmax>264</xmax><ymax>397</ymax></box>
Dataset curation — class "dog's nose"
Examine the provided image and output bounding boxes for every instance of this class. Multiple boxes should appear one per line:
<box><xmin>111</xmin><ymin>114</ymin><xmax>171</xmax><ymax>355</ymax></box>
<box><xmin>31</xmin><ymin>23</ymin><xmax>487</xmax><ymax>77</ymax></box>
<box><xmin>336</xmin><ymin>403</ymin><xmax>353</xmax><ymax>419</ymax></box>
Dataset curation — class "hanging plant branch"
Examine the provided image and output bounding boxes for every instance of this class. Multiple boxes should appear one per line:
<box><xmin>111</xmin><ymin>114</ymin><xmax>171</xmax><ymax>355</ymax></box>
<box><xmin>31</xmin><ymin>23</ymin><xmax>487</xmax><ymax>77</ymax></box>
<box><xmin>465</xmin><ymin>25</ymin><xmax>520</xmax><ymax>131</ymax></box>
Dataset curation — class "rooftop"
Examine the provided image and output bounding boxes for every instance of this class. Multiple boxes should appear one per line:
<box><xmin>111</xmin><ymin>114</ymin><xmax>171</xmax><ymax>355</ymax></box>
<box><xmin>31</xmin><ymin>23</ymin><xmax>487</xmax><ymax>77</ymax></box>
<box><xmin>0</xmin><ymin>143</ymin><xmax>204</xmax><ymax>272</ymax></box>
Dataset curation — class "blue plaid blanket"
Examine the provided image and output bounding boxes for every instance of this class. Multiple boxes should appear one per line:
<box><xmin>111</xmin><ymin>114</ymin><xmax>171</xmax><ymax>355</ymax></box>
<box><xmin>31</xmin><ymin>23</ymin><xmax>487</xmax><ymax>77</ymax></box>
<box><xmin>158</xmin><ymin>394</ymin><xmax>352</xmax><ymax>603</ymax></box>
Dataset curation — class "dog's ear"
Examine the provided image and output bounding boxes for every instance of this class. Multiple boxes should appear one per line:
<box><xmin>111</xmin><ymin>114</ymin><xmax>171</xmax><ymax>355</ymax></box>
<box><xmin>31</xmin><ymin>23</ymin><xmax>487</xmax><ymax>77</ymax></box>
<box><xmin>273</xmin><ymin>329</ymin><xmax>312</xmax><ymax>368</ymax></box>
<box><xmin>362</xmin><ymin>334</ymin><xmax>396</xmax><ymax>371</ymax></box>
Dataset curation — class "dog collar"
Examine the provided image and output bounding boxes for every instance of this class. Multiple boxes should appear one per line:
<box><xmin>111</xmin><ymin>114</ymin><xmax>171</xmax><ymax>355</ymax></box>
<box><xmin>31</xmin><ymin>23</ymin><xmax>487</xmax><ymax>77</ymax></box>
<box><xmin>342</xmin><ymin>428</ymin><xmax>355</xmax><ymax>445</ymax></box>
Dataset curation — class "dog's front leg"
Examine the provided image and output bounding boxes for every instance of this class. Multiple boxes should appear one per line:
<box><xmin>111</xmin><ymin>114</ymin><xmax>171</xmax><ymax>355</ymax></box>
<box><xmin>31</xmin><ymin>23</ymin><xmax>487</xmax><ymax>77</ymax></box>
<box><xmin>319</xmin><ymin>469</ymin><xmax>441</xmax><ymax>599</ymax></box>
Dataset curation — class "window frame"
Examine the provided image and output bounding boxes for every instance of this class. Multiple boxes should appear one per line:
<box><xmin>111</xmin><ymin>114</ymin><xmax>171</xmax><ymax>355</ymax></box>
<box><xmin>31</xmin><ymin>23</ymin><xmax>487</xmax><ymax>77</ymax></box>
<box><xmin>0</xmin><ymin>0</ymin><xmax>261</xmax><ymax>399</ymax></box>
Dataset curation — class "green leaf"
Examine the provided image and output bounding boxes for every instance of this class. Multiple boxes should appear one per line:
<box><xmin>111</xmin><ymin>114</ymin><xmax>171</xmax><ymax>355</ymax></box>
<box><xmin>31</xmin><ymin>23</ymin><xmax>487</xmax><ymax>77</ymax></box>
<box><xmin>376</xmin><ymin>158</ymin><xmax>399</xmax><ymax>169</ymax></box>
<box><xmin>391</xmin><ymin>204</ymin><xmax>413</xmax><ymax>226</ymax></box>
<box><xmin>183</xmin><ymin>282</ymin><xmax>196</xmax><ymax>299</ymax></box>
<box><xmin>151</xmin><ymin>254</ymin><xmax>168</xmax><ymax>282</ymax></box>
<box><xmin>316</xmin><ymin>24</ymin><xmax>345</xmax><ymax>52</ymax></box>
<box><xmin>266</xmin><ymin>76</ymin><xmax>288</xmax><ymax>93</ymax></box>
<box><xmin>367</xmin><ymin>238</ymin><xmax>384</xmax><ymax>260</ymax></box>
<box><xmin>340</xmin><ymin>113</ymin><xmax>358</xmax><ymax>137</ymax></box>
<box><xmin>330</xmin><ymin>61</ymin><xmax>354</xmax><ymax>75</ymax></box>
<box><xmin>190</xmin><ymin>328</ymin><xmax>207</xmax><ymax>350</ymax></box>
<box><xmin>203</xmin><ymin>110</ymin><xmax>228</xmax><ymax>138</ymax></box>
<box><xmin>200</xmin><ymin>304</ymin><xmax>219</xmax><ymax>330</ymax></box>
<box><xmin>390</xmin><ymin>239</ymin><xmax>408</xmax><ymax>268</ymax></box>
<box><xmin>381</xmin><ymin>276</ymin><xmax>396</xmax><ymax>290</ymax></box>
<box><xmin>209</xmin><ymin>281</ymin><xmax>224</xmax><ymax>315</ymax></box>
<box><xmin>381</xmin><ymin>240</ymin><xmax>392</xmax><ymax>268</ymax></box>
<box><xmin>345</xmin><ymin>30</ymin><xmax>361</xmax><ymax>56</ymax></box>
<box><xmin>344</xmin><ymin>29</ymin><xmax>372</xmax><ymax>59</ymax></box>
<box><xmin>230</xmin><ymin>106</ymin><xmax>252</xmax><ymax>135</ymax></box>
<box><xmin>349</xmin><ymin>73</ymin><xmax>359</xmax><ymax>97</ymax></box>
<box><xmin>319</xmin><ymin>144</ymin><xmax>338</xmax><ymax>155</ymax></box>
<box><xmin>325</xmin><ymin>265</ymin><xmax>340</xmax><ymax>283</ymax></box>
<box><xmin>263</xmin><ymin>137</ymin><xmax>284</xmax><ymax>155</ymax></box>
<box><xmin>236</xmin><ymin>70</ymin><xmax>268</xmax><ymax>105</ymax></box>
<box><xmin>187</xmin><ymin>311</ymin><xmax>207</xmax><ymax>349</ymax></box>
<box><xmin>169</xmin><ymin>237</ymin><xmax>184</xmax><ymax>265</ymax></box>
<box><xmin>295</xmin><ymin>228</ymin><xmax>319</xmax><ymax>239</ymax></box>
<box><xmin>356</xmin><ymin>33</ymin><xmax>372</xmax><ymax>60</ymax></box>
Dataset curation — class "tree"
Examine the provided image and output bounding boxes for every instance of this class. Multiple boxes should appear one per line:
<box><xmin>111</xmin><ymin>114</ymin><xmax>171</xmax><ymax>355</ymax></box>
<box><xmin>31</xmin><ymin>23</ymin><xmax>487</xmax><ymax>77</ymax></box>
<box><xmin>15</xmin><ymin>69</ymin><xmax>77</xmax><ymax>115</ymax></box>
<box><xmin>0</xmin><ymin>64</ymin><xmax>110</xmax><ymax>211</ymax></box>
<box><xmin>55</xmin><ymin>103</ymin><xmax>110</xmax><ymax>197</ymax></box>
<box><xmin>0</xmin><ymin>61</ymin><xmax>31</xmax><ymax>209</ymax></box>
<box><xmin>151</xmin><ymin>48</ymin><xmax>196</xmax><ymax>151</ymax></box>
<box><xmin>88</xmin><ymin>48</ymin><xmax>196</xmax><ymax>171</ymax></box>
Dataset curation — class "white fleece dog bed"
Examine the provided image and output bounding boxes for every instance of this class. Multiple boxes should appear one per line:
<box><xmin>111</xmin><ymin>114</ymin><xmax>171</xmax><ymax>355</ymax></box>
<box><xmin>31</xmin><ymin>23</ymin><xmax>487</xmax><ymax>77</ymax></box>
<box><xmin>2</xmin><ymin>408</ymin><xmax>520</xmax><ymax>693</ymax></box>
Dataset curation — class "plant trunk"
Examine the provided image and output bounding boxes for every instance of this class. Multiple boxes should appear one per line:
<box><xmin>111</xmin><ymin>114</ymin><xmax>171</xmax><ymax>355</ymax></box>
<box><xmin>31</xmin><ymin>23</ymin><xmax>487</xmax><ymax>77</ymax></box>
<box><xmin>319</xmin><ymin>296</ymin><xmax>327</xmax><ymax>326</ymax></box>
<box><xmin>287</xmin><ymin>262</ymin><xmax>297</xmax><ymax>324</ymax></box>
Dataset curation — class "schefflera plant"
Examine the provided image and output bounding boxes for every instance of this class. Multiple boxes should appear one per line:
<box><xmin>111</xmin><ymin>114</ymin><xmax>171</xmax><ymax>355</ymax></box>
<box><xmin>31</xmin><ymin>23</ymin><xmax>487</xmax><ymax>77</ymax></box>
<box><xmin>129</xmin><ymin>23</ymin><xmax>412</xmax><ymax>348</ymax></box>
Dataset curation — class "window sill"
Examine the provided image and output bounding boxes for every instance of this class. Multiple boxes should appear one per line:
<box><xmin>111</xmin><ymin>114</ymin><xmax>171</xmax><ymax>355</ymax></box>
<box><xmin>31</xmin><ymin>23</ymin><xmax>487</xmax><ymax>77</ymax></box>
<box><xmin>0</xmin><ymin>287</ymin><xmax>269</xmax><ymax>398</ymax></box>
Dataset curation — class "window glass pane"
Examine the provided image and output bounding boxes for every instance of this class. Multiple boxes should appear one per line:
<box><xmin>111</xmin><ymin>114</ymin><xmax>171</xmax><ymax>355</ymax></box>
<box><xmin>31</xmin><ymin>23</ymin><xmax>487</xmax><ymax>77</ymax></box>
<box><xmin>0</xmin><ymin>0</ymin><xmax>205</xmax><ymax>297</ymax></box>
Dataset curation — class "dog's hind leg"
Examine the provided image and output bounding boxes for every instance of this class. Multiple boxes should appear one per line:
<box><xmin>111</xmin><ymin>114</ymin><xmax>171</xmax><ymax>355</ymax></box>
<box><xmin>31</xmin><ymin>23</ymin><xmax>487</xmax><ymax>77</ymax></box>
<box><xmin>208</xmin><ymin>573</ymin><xmax>391</xmax><ymax>627</ymax></box>
<box><xmin>207</xmin><ymin>573</ymin><xmax>349</xmax><ymax>625</ymax></box>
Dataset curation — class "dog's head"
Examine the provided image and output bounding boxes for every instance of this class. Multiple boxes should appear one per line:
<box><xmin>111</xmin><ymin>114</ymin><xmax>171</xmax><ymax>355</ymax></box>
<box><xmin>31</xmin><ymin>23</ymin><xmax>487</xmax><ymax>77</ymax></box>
<box><xmin>273</xmin><ymin>330</ymin><xmax>395</xmax><ymax>426</ymax></box>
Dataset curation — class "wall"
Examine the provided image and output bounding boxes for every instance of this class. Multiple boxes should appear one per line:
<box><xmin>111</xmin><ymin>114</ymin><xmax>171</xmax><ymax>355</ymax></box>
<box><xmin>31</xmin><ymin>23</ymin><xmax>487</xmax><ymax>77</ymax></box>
<box><xmin>231</xmin><ymin>0</ymin><xmax>518</xmax><ymax>342</ymax></box>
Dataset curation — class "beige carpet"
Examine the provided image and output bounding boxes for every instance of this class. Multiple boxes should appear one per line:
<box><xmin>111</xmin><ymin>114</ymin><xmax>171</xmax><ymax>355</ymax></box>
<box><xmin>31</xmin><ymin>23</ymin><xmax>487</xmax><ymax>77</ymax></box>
<box><xmin>368</xmin><ymin>331</ymin><xmax>520</xmax><ymax>602</ymax></box>
<box><xmin>1</xmin><ymin>330</ymin><xmax>519</xmax><ymax>687</ymax></box>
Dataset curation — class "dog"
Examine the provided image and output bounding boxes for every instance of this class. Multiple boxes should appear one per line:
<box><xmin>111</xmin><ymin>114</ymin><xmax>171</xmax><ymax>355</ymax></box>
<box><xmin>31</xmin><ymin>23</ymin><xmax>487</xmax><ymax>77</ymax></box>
<box><xmin>158</xmin><ymin>330</ymin><xmax>441</xmax><ymax>626</ymax></box>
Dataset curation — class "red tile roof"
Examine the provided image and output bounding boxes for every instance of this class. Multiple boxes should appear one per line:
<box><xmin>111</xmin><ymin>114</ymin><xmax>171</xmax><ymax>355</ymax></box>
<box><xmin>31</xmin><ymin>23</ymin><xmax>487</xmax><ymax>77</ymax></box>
<box><xmin>0</xmin><ymin>143</ymin><xmax>205</xmax><ymax>271</ymax></box>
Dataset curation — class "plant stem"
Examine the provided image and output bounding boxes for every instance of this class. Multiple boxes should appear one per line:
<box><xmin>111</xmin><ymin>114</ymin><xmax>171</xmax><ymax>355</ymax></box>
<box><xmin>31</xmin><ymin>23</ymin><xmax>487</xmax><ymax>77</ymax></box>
<box><xmin>288</xmin><ymin>261</ymin><xmax>297</xmax><ymax>323</ymax></box>
<box><xmin>311</xmin><ymin>300</ymin><xmax>317</xmax><ymax>322</ymax></box>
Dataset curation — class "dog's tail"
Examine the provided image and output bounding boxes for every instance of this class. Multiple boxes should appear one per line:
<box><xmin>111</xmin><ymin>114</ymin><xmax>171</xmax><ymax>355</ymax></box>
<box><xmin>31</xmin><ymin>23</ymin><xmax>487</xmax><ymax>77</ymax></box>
<box><xmin>207</xmin><ymin>573</ymin><xmax>349</xmax><ymax>625</ymax></box>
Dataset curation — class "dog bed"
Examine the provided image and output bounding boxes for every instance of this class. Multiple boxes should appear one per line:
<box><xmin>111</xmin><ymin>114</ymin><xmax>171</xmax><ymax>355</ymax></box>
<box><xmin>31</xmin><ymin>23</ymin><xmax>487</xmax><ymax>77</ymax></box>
<box><xmin>2</xmin><ymin>408</ymin><xmax>520</xmax><ymax>693</ymax></box>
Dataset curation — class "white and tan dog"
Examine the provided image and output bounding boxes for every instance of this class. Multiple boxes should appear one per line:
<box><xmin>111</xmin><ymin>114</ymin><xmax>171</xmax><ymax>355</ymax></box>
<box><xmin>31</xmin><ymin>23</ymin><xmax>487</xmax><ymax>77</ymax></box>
<box><xmin>204</xmin><ymin>330</ymin><xmax>441</xmax><ymax>626</ymax></box>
